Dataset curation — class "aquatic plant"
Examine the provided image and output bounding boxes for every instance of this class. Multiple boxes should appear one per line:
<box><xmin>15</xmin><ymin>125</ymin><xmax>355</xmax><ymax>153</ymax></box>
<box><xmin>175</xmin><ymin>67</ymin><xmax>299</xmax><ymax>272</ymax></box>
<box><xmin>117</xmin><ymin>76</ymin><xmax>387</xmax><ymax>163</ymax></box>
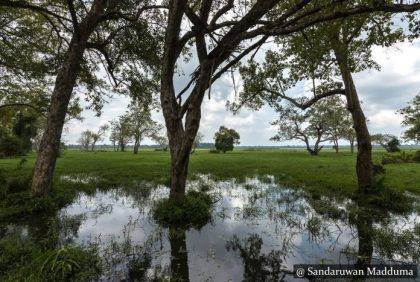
<box><xmin>153</xmin><ymin>190</ymin><xmax>213</xmax><ymax>228</ymax></box>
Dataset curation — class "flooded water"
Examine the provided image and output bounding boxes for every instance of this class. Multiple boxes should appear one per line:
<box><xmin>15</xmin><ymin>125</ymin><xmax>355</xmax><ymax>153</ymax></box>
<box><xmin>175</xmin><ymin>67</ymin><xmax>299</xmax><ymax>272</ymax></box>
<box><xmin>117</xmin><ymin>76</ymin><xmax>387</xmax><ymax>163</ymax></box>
<box><xmin>1</xmin><ymin>174</ymin><xmax>419</xmax><ymax>281</ymax></box>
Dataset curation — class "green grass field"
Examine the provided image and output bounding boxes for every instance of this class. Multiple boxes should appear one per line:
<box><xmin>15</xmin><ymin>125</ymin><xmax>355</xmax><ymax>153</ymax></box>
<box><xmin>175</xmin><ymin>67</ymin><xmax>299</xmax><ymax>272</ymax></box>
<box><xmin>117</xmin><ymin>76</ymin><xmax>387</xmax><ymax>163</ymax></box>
<box><xmin>1</xmin><ymin>148</ymin><xmax>420</xmax><ymax>196</ymax></box>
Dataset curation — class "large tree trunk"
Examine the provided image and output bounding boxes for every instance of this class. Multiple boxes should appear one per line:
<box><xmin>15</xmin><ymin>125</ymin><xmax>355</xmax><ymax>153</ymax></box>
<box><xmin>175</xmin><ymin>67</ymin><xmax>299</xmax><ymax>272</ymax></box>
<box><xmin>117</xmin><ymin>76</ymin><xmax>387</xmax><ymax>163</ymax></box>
<box><xmin>31</xmin><ymin>41</ymin><xmax>86</xmax><ymax>195</ymax></box>
<box><xmin>333</xmin><ymin>45</ymin><xmax>373</xmax><ymax>192</ymax></box>
<box><xmin>133</xmin><ymin>138</ymin><xmax>140</xmax><ymax>154</ymax></box>
<box><xmin>165</xmin><ymin>116</ymin><xmax>195</xmax><ymax>201</ymax></box>
<box><xmin>31</xmin><ymin>4</ymin><xmax>104</xmax><ymax>195</ymax></box>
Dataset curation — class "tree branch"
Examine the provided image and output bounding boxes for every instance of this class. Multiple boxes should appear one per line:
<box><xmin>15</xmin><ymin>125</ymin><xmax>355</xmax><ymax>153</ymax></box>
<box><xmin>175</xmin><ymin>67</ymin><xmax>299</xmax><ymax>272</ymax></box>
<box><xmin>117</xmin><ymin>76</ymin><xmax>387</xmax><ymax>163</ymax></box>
<box><xmin>0</xmin><ymin>103</ymin><xmax>46</xmax><ymax>116</ymax></box>
<box><xmin>263</xmin><ymin>87</ymin><xmax>346</xmax><ymax>110</ymax></box>
<box><xmin>67</xmin><ymin>0</ymin><xmax>79</xmax><ymax>38</ymax></box>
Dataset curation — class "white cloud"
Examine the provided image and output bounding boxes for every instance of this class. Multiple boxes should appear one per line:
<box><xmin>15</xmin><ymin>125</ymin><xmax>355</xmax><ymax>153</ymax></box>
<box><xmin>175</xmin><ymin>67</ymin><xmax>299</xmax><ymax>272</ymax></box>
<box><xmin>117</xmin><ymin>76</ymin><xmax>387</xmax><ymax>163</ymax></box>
<box><xmin>368</xmin><ymin>109</ymin><xmax>404</xmax><ymax>135</ymax></box>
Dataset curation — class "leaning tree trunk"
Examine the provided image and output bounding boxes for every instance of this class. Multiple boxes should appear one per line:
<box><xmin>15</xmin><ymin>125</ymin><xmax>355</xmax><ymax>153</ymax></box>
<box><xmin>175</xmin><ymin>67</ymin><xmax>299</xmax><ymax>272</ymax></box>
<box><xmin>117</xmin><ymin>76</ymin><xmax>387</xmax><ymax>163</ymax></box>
<box><xmin>31</xmin><ymin>41</ymin><xmax>87</xmax><ymax>195</ymax></box>
<box><xmin>333</xmin><ymin>45</ymin><xmax>373</xmax><ymax>192</ymax></box>
<box><xmin>31</xmin><ymin>5</ymin><xmax>104</xmax><ymax>195</ymax></box>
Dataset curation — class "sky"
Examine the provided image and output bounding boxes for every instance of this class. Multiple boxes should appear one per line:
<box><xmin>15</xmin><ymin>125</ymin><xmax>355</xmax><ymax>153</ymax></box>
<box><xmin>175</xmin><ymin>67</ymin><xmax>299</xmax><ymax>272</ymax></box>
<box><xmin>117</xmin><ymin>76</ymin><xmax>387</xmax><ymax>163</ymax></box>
<box><xmin>63</xmin><ymin>39</ymin><xmax>420</xmax><ymax>146</ymax></box>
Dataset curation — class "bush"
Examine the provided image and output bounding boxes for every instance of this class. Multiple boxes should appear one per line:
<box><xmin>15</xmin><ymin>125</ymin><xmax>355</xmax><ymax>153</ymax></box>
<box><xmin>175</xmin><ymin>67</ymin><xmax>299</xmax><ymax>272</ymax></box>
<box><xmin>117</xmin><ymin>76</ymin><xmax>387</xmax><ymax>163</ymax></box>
<box><xmin>384</xmin><ymin>137</ymin><xmax>401</xmax><ymax>152</ymax></box>
<box><xmin>208</xmin><ymin>149</ymin><xmax>220</xmax><ymax>154</ymax></box>
<box><xmin>381</xmin><ymin>151</ymin><xmax>418</xmax><ymax>165</ymax></box>
<box><xmin>6</xmin><ymin>175</ymin><xmax>31</xmax><ymax>193</ymax></box>
<box><xmin>412</xmin><ymin>150</ymin><xmax>420</xmax><ymax>162</ymax></box>
<box><xmin>0</xmin><ymin>135</ymin><xmax>25</xmax><ymax>157</ymax></box>
<box><xmin>153</xmin><ymin>190</ymin><xmax>213</xmax><ymax>228</ymax></box>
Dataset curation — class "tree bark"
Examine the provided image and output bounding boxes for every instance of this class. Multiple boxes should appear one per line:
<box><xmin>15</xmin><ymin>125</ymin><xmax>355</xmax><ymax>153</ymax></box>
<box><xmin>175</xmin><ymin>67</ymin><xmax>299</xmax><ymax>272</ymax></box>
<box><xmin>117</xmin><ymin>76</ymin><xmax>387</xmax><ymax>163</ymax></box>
<box><xmin>31</xmin><ymin>2</ymin><xmax>105</xmax><ymax>195</ymax></box>
<box><xmin>133</xmin><ymin>138</ymin><xmax>140</xmax><ymax>154</ymax></box>
<box><xmin>333</xmin><ymin>138</ymin><xmax>339</xmax><ymax>153</ymax></box>
<box><xmin>333</xmin><ymin>45</ymin><xmax>373</xmax><ymax>192</ymax></box>
<box><xmin>350</xmin><ymin>139</ymin><xmax>355</xmax><ymax>154</ymax></box>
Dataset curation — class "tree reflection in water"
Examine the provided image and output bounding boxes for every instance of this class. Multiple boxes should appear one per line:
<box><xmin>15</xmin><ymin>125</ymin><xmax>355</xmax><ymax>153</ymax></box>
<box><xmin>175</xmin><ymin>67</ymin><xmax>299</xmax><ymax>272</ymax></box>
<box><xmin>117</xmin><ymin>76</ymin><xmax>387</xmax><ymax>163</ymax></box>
<box><xmin>226</xmin><ymin>233</ymin><xmax>286</xmax><ymax>282</ymax></box>
<box><xmin>169</xmin><ymin>228</ymin><xmax>190</xmax><ymax>282</ymax></box>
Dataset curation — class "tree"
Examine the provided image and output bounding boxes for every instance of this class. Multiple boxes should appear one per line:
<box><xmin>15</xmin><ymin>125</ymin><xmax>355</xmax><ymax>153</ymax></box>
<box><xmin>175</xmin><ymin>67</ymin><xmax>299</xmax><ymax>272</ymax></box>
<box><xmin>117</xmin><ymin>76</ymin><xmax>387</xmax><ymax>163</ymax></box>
<box><xmin>0</xmin><ymin>1</ymin><xmax>164</xmax><ymax>195</ymax></box>
<box><xmin>214</xmin><ymin>126</ymin><xmax>240</xmax><ymax>153</ymax></box>
<box><xmin>271</xmin><ymin>102</ymin><xmax>332</xmax><ymax>156</ymax></box>
<box><xmin>398</xmin><ymin>94</ymin><xmax>420</xmax><ymax>144</ymax></box>
<box><xmin>109</xmin><ymin>115</ymin><xmax>132</xmax><ymax>152</ymax></box>
<box><xmin>0</xmin><ymin>109</ymin><xmax>40</xmax><ymax>156</ymax></box>
<box><xmin>78</xmin><ymin>130</ymin><xmax>94</xmax><ymax>151</ymax></box>
<box><xmin>153</xmin><ymin>134</ymin><xmax>169</xmax><ymax>151</ymax></box>
<box><xmin>160</xmin><ymin>0</ymin><xmax>420</xmax><ymax>199</ymax></box>
<box><xmin>371</xmin><ymin>134</ymin><xmax>401</xmax><ymax>152</ymax></box>
<box><xmin>231</xmin><ymin>4</ymin><xmax>410</xmax><ymax>192</ymax></box>
<box><xmin>90</xmin><ymin>124</ymin><xmax>109</xmax><ymax>151</ymax></box>
<box><xmin>109</xmin><ymin>130</ymin><xmax>119</xmax><ymax>152</ymax></box>
<box><xmin>127</xmin><ymin>105</ymin><xmax>163</xmax><ymax>155</ymax></box>
<box><xmin>191</xmin><ymin>132</ymin><xmax>204</xmax><ymax>154</ymax></box>
<box><xmin>319</xmin><ymin>96</ymin><xmax>355</xmax><ymax>153</ymax></box>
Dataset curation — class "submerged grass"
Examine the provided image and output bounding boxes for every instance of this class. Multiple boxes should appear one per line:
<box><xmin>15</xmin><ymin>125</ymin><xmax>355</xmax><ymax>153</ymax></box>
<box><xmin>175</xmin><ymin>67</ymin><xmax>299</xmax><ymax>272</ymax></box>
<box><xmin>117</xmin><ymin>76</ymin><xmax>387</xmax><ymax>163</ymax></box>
<box><xmin>0</xmin><ymin>238</ymin><xmax>101</xmax><ymax>282</ymax></box>
<box><xmin>153</xmin><ymin>190</ymin><xmax>213</xmax><ymax>228</ymax></box>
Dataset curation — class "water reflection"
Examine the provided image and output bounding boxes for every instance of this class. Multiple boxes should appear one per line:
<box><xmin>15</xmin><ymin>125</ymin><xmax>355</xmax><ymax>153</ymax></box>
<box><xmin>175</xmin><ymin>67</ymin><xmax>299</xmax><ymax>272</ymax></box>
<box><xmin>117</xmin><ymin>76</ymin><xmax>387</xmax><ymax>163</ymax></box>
<box><xmin>226</xmin><ymin>234</ymin><xmax>286</xmax><ymax>281</ymax></box>
<box><xmin>169</xmin><ymin>229</ymin><xmax>189</xmax><ymax>281</ymax></box>
<box><xmin>1</xmin><ymin>174</ymin><xmax>419</xmax><ymax>281</ymax></box>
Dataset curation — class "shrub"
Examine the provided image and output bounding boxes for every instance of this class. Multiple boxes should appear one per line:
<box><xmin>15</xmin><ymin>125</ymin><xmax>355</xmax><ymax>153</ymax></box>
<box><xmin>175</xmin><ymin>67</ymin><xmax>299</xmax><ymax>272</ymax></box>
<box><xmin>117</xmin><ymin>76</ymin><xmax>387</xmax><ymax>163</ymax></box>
<box><xmin>412</xmin><ymin>150</ymin><xmax>420</xmax><ymax>162</ymax></box>
<box><xmin>372</xmin><ymin>164</ymin><xmax>385</xmax><ymax>175</ymax></box>
<box><xmin>0</xmin><ymin>135</ymin><xmax>25</xmax><ymax>157</ymax></box>
<box><xmin>381</xmin><ymin>151</ymin><xmax>416</xmax><ymax>165</ymax></box>
<box><xmin>208</xmin><ymin>149</ymin><xmax>220</xmax><ymax>154</ymax></box>
<box><xmin>6</xmin><ymin>176</ymin><xmax>31</xmax><ymax>194</ymax></box>
<box><xmin>153</xmin><ymin>190</ymin><xmax>213</xmax><ymax>228</ymax></box>
<box><xmin>384</xmin><ymin>137</ymin><xmax>401</xmax><ymax>152</ymax></box>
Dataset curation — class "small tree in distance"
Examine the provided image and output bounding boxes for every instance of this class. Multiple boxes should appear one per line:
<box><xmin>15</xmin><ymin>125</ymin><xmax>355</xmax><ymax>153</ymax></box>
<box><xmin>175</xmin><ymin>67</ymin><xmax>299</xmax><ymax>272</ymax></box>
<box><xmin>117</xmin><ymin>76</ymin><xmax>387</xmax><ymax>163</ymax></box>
<box><xmin>90</xmin><ymin>124</ymin><xmax>109</xmax><ymax>151</ymax></box>
<box><xmin>371</xmin><ymin>134</ymin><xmax>401</xmax><ymax>152</ymax></box>
<box><xmin>191</xmin><ymin>132</ymin><xmax>204</xmax><ymax>154</ymax></box>
<box><xmin>153</xmin><ymin>134</ymin><xmax>169</xmax><ymax>151</ymax></box>
<box><xmin>214</xmin><ymin>126</ymin><xmax>240</xmax><ymax>153</ymax></box>
<box><xmin>398</xmin><ymin>94</ymin><xmax>420</xmax><ymax>144</ymax></box>
<box><xmin>78</xmin><ymin>130</ymin><xmax>94</xmax><ymax>151</ymax></box>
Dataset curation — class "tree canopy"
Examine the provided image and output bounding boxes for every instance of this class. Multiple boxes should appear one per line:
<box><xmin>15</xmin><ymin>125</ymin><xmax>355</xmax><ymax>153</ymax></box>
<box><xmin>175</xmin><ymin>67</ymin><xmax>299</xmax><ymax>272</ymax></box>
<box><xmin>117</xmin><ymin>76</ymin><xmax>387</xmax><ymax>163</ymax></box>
<box><xmin>214</xmin><ymin>126</ymin><xmax>240</xmax><ymax>153</ymax></box>
<box><xmin>398</xmin><ymin>94</ymin><xmax>420</xmax><ymax>144</ymax></box>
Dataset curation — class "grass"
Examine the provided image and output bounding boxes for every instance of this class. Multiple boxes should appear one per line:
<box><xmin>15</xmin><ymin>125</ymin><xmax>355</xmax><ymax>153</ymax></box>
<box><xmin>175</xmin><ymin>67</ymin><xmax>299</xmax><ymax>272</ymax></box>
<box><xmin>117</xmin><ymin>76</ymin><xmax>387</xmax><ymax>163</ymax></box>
<box><xmin>1</xmin><ymin>148</ymin><xmax>420</xmax><ymax>196</ymax></box>
<box><xmin>153</xmin><ymin>190</ymin><xmax>213</xmax><ymax>229</ymax></box>
<box><xmin>1</xmin><ymin>148</ymin><xmax>419</xmax><ymax>281</ymax></box>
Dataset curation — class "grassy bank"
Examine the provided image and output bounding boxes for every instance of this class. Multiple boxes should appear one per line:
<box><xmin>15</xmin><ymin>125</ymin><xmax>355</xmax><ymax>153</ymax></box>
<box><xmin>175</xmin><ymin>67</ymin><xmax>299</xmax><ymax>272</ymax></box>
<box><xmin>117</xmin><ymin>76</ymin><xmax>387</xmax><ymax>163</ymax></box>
<box><xmin>1</xmin><ymin>148</ymin><xmax>420</xmax><ymax>196</ymax></box>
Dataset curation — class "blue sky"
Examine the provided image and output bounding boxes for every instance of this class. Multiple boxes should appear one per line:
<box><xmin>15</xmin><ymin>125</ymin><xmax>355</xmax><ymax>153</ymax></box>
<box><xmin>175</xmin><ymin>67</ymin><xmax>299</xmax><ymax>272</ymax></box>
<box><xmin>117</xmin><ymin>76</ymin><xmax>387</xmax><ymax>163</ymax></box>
<box><xmin>64</xmin><ymin>39</ymin><xmax>420</xmax><ymax>146</ymax></box>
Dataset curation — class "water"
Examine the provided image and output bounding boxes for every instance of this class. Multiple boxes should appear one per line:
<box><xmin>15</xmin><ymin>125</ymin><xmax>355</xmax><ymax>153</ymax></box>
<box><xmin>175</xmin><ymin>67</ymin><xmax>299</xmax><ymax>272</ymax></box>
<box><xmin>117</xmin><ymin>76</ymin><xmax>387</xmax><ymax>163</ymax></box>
<box><xmin>1</xmin><ymin>174</ymin><xmax>419</xmax><ymax>281</ymax></box>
